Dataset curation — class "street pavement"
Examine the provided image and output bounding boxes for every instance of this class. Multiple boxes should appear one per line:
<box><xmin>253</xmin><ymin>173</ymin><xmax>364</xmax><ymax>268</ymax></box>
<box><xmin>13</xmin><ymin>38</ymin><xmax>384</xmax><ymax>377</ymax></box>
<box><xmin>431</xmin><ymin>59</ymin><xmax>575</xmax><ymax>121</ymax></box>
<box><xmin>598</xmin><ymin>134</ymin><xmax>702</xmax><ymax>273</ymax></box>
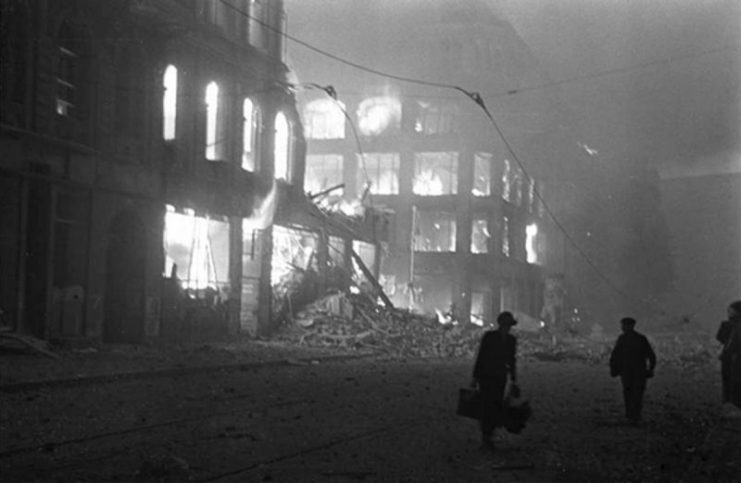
<box><xmin>0</xmin><ymin>341</ymin><xmax>739</xmax><ymax>482</ymax></box>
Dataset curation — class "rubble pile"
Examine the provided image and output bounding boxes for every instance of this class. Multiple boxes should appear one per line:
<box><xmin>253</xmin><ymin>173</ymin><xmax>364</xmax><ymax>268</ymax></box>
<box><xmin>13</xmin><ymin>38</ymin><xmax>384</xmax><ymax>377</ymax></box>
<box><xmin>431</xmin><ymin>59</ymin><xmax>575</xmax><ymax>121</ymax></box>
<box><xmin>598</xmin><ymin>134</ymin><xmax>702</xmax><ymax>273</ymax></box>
<box><xmin>272</xmin><ymin>292</ymin><xmax>721</xmax><ymax>365</ymax></box>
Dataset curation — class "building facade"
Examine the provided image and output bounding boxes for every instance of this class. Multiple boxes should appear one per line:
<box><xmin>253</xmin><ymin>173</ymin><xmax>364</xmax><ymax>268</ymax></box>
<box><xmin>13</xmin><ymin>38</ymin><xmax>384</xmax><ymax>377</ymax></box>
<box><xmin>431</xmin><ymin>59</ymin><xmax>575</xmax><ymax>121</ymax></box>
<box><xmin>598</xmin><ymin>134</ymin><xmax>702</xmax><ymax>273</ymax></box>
<box><xmin>0</xmin><ymin>0</ymin><xmax>333</xmax><ymax>342</ymax></box>
<box><xmin>285</xmin><ymin>0</ymin><xmax>602</xmax><ymax>327</ymax></box>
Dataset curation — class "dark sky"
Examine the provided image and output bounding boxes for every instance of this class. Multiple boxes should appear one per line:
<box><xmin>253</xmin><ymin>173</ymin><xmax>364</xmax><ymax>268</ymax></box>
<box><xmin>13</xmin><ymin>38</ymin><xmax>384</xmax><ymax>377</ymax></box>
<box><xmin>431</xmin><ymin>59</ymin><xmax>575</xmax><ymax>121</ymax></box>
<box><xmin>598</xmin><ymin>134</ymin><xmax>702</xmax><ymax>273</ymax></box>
<box><xmin>497</xmin><ymin>0</ymin><xmax>741</xmax><ymax>176</ymax></box>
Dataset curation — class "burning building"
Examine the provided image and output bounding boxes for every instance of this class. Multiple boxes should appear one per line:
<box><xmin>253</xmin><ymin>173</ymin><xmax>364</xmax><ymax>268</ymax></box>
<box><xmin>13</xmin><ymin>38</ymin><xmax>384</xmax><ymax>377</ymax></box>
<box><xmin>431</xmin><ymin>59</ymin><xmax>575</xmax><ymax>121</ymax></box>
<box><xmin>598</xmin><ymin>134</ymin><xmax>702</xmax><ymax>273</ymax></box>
<box><xmin>284</xmin><ymin>0</ymin><xmax>614</xmax><ymax>328</ymax></box>
<box><xmin>0</xmin><ymin>0</ymin><xmax>383</xmax><ymax>343</ymax></box>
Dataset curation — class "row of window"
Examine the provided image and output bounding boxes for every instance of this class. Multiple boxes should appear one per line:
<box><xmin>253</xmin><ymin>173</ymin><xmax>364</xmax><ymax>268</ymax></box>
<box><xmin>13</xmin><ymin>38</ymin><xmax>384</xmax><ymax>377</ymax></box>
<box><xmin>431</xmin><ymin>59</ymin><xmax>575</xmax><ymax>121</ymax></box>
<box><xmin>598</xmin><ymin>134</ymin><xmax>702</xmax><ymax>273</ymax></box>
<box><xmin>302</xmin><ymin>96</ymin><xmax>461</xmax><ymax>140</ymax></box>
<box><xmin>162</xmin><ymin>65</ymin><xmax>293</xmax><ymax>179</ymax></box>
<box><xmin>413</xmin><ymin>210</ymin><xmax>543</xmax><ymax>264</ymax></box>
<box><xmin>305</xmin><ymin>151</ymin><xmax>544</xmax><ymax>211</ymax></box>
<box><xmin>1</xmin><ymin>3</ymin><xmax>293</xmax><ymax>179</ymax></box>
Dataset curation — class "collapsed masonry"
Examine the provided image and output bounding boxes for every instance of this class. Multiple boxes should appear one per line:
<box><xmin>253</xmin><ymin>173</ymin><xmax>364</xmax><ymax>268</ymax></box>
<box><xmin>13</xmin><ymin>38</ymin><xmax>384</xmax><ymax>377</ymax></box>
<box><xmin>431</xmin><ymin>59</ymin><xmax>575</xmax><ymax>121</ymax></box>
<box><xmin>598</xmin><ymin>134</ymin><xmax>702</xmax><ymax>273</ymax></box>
<box><xmin>270</xmin><ymin>289</ymin><xmax>720</xmax><ymax>365</ymax></box>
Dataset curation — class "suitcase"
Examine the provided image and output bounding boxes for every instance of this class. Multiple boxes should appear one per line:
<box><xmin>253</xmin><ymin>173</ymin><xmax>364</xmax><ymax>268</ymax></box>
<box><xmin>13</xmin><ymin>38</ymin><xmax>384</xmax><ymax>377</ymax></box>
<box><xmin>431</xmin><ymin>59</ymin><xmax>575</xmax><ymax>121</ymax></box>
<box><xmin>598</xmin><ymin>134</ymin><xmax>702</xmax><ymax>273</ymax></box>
<box><xmin>456</xmin><ymin>387</ymin><xmax>481</xmax><ymax>420</ymax></box>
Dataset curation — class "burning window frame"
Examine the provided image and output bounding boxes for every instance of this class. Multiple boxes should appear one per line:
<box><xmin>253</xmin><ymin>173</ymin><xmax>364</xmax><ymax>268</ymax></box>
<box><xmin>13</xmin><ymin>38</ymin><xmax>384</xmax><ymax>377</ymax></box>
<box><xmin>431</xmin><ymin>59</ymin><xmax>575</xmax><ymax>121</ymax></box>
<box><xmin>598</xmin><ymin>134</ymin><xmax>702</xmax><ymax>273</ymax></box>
<box><xmin>357</xmin><ymin>152</ymin><xmax>400</xmax><ymax>195</ymax></box>
<box><xmin>412</xmin><ymin>151</ymin><xmax>459</xmax><ymax>196</ymax></box>
<box><xmin>413</xmin><ymin>209</ymin><xmax>457</xmax><ymax>253</ymax></box>
<box><xmin>303</xmin><ymin>97</ymin><xmax>346</xmax><ymax>140</ymax></box>
<box><xmin>163</xmin><ymin>206</ymin><xmax>231</xmax><ymax>301</ymax></box>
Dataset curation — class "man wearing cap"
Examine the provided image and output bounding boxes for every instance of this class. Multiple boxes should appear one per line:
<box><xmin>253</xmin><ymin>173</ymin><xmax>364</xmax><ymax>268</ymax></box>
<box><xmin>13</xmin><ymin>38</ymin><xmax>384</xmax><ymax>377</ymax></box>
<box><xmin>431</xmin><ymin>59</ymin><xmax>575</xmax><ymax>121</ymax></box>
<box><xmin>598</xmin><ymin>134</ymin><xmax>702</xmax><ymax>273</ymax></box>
<box><xmin>609</xmin><ymin>317</ymin><xmax>657</xmax><ymax>424</ymax></box>
<box><xmin>471</xmin><ymin>311</ymin><xmax>518</xmax><ymax>449</ymax></box>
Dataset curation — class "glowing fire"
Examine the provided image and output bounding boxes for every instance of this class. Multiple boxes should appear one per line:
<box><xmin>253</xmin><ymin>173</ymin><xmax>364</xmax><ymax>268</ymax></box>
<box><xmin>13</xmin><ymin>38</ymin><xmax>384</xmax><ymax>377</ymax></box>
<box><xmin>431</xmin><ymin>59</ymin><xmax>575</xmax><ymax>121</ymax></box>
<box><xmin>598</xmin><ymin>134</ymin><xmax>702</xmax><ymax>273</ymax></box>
<box><xmin>357</xmin><ymin>96</ymin><xmax>401</xmax><ymax>136</ymax></box>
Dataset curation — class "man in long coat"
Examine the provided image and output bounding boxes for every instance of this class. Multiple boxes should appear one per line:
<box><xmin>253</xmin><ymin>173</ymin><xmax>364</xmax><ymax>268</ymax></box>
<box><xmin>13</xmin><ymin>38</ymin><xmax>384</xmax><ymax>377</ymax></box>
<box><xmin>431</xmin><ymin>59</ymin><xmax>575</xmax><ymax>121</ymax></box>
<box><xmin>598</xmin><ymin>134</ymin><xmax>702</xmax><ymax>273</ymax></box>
<box><xmin>472</xmin><ymin>311</ymin><xmax>518</xmax><ymax>449</ymax></box>
<box><xmin>610</xmin><ymin>317</ymin><xmax>656</xmax><ymax>424</ymax></box>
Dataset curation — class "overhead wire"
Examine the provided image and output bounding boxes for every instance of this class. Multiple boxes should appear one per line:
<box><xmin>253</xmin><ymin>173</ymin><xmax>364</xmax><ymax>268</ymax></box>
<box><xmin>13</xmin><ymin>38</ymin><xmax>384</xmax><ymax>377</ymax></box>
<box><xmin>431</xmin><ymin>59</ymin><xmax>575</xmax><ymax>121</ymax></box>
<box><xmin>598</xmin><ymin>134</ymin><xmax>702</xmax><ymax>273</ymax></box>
<box><xmin>221</xmin><ymin>0</ymin><xmax>718</xmax><ymax>318</ymax></box>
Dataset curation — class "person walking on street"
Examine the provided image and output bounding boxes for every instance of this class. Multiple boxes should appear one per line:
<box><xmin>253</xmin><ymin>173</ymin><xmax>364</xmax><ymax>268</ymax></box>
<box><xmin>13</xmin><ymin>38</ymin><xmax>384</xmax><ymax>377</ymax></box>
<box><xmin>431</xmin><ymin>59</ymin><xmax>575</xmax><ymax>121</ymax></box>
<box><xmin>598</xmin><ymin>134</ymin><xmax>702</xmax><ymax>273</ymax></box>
<box><xmin>717</xmin><ymin>300</ymin><xmax>741</xmax><ymax>412</ymax></box>
<box><xmin>471</xmin><ymin>311</ymin><xmax>518</xmax><ymax>449</ymax></box>
<box><xmin>609</xmin><ymin>317</ymin><xmax>656</xmax><ymax>425</ymax></box>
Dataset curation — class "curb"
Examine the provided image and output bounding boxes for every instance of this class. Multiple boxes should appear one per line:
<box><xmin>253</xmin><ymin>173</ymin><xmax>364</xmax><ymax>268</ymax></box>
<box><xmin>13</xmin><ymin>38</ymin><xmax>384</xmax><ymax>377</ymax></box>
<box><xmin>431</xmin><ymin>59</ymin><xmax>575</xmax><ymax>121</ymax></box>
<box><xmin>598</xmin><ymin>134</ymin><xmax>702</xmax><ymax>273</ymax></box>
<box><xmin>0</xmin><ymin>352</ymin><xmax>377</xmax><ymax>394</ymax></box>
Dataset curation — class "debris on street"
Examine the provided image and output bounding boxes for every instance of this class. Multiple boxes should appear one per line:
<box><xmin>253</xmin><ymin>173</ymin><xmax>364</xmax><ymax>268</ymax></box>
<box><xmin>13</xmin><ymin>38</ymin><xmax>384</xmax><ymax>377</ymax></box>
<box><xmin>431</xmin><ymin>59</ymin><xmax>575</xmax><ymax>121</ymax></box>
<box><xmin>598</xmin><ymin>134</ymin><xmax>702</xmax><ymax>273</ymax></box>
<box><xmin>270</xmin><ymin>292</ymin><xmax>719</xmax><ymax>365</ymax></box>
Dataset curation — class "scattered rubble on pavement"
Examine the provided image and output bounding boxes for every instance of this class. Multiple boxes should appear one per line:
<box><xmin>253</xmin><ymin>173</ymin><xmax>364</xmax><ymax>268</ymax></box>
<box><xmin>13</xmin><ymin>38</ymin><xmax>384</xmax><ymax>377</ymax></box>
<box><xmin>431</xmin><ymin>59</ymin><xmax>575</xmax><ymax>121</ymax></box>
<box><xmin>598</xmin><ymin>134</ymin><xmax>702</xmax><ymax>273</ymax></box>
<box><xmin>270</xmin><ymin>292</ymin><xmax>720</xmax><ymax>366</ymax></box>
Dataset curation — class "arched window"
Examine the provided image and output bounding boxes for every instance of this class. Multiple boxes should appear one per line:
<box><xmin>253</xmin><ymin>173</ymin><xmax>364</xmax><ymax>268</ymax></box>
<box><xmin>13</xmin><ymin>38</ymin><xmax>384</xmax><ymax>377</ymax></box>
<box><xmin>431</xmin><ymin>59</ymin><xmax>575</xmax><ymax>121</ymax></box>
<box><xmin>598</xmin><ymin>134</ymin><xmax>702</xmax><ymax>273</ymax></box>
<box><xmin>205</xmin><ymin>81</ymin><xmax>225</xmax><ymax>161</ymax></box>
<box><xmin>162</xmin><ymin>65</ymin><xmax>178</xmax><ymax>140</ymax></box>
<box><xmin>242</xmin><ymin>98</ymin><xmax>261</xmax><ymax>171</ymax></box>
<box><xmin>274</xmin><ymin>111</ymin><xmax>291</xmax><ymax>181</ymax></box>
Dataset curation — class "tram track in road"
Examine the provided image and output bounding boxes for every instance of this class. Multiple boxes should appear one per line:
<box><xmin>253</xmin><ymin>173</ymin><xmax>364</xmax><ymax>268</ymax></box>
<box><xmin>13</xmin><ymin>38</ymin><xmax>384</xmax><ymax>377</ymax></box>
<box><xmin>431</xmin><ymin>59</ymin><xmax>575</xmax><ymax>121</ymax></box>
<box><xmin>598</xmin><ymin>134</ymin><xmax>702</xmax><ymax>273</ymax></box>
<box><xmin>195</xmin><ymin>412</ymin><xmax>447</xmax><ymax>482</ymax></box>
<box><xmin>1</xmin><ymin>360</ymin><xmax>458</xmax><ymax>481</ymax></box>
<box><xmin>0</xmin><ymin>396</ymin><xmax>312</xmax><ymax>459</ymax></box>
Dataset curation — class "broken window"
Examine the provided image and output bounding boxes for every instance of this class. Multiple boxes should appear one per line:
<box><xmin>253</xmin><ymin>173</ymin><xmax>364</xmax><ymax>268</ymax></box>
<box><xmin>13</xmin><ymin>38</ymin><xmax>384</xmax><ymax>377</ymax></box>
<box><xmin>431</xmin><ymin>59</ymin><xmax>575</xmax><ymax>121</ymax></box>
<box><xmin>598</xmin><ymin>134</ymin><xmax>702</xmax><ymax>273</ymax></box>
<box><xmin>357</xmin><ymin>96</ymin><xmax>401</xmax><ymax>136</ymax></box>
<box><xmin>352</xmin><ymin>240</ymin><xmax>377</xmax><ymax>285</ymax></box>
<box><xmin>501</xmin><ymin>159</ymin><xmax>512</xmax><ymax>202</ymax></box>
<box><xmin>470</xmin><ymin>291</ymin><xmax>487</xmax><ymax>326</ymax></box>
<box><xmin>249</xmin><ymin>0</ymin><xmax>269</xmax><ymax>51</ymax></box>
<box><xmin>305</xmin><ymin>154</ymin><xmax>343</xmax><ymax>196</ymax></box>
<box><xmin>413</xmin><ymin>99</ymin><xmax>459</xmax><ymax>135</ymax></box>
<box><xmin>303</xmin><ymin>98</ymin><xmax>346</xmax><ymax>139</ymax></box>
<box><xmin>526</xmin><ymin>222</ymin><xmax>543</xmax><ymax>265</ymax></box>
<box><xmin>413</xmin><ymin>275</ymin><xmax>452</xmax><ymax>318</ymax></box>
<box><xmin>164</xmin><ymin>207</ymin><xmax>230</xmax><ymax>297</ymax></box>
<box><xmin>527</xmin><ymin>178</ymin><xmax>536</xmax><ymax>213</ymax></box>
<box><xmin>56</xmin><ymin>21</ymin><xmax>83</xmax><ymax>117</ymax></box>
<box><xmin>242</xmin><ymin>98</ymin><xmax>261</xmax><ymax>171</ymax></box>
<box><xmin>413</xmin><ymin>152</ymin><xmax>458</xmax><ymax>195</ymax></box>
<box><xmin>471</xmin><ymin>217</ymin><xmax>490</xmax><ymax>254</ymax></box>
<box><xmin>205</xmin><ymin>81</ymin><xmax>225</xmax><ymax>161</ymax></box>
<box><xmin>502</xmin><ymin>215</ymin><xmax>510</xmax><ymax>257</ymax></box>
<box><xmin>358</xmin><ymin>152</ymin><xmax>399</xmax><ymax>195</ymax></box>
<box><xmin>162</xmin><ymin>65</ymin><xmax>178</xmax><ymax>141</ymax></box>
<box><xmin>413</xmin><ymin>210</ymin><xmax>456</xmax><ymax>252</ymax></box>
<box><xmin>328</xmin><ymin>235</ymin><xmax>346</xmax><ymax>267</ymax></box>
<box><xmin>271</xmin><ymin>225</ymin><xmax>318</xmax><ymax>285</ymax></box>
<box><xmin>473</xmin><ymin>152</ymin><xmax>492</xmax><ymax>197</ymax></box>
<box><xmin>274</xmin><ymin>111</ymin><xmax>291</xmax><ymax>181</ymax></box>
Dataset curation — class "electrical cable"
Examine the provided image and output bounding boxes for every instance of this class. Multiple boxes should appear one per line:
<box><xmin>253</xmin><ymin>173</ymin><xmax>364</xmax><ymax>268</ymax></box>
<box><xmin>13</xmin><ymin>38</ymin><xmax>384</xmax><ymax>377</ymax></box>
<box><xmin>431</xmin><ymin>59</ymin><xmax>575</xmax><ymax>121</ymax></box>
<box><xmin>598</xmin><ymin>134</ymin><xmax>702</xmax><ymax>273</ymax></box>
<box><xmin>219</xmin><ymin>0</ymin><xmax>680</xmax><ymax>317</ymax></box>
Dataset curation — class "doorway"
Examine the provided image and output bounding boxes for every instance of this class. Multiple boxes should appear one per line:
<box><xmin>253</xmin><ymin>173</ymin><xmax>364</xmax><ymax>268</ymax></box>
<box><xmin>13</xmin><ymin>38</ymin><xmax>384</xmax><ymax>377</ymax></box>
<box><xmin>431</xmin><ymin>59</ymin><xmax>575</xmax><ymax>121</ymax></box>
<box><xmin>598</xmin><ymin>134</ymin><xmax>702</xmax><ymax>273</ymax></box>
<box><xmin>104</xmin><ymin>210</ymin><xmax>146</xmax><ymax>343</ymax></box>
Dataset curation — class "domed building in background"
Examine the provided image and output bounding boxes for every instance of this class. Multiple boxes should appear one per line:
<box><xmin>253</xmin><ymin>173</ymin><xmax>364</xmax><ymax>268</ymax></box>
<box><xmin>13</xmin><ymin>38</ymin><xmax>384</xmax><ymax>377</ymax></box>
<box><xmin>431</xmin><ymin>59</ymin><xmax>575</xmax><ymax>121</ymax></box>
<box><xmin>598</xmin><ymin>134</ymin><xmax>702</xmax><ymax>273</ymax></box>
<box><xmin>285</xmin><ymin>0</ymin><xmax>608</xmax><ymax>328</ymax></box>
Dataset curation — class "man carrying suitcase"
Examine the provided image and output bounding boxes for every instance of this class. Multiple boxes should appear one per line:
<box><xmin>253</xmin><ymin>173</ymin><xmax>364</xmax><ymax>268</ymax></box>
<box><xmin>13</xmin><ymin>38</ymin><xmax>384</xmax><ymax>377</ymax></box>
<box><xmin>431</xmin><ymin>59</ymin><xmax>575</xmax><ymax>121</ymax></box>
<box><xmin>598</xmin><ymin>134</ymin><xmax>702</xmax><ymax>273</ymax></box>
<box><xmin>471</xmin><ymin>311</ymin><xmax>518</xmax><ymax>450</ymax></box>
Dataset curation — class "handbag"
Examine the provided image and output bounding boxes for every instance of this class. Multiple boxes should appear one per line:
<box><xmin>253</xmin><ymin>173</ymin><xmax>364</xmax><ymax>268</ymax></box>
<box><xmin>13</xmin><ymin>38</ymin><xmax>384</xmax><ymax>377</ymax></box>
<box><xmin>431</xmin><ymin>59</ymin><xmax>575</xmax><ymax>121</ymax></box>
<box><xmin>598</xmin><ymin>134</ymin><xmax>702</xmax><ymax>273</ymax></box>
<box><xmin>456</xmin><ymin>387</ymin><xmax>481</xmax><ymax>420</ymax></box>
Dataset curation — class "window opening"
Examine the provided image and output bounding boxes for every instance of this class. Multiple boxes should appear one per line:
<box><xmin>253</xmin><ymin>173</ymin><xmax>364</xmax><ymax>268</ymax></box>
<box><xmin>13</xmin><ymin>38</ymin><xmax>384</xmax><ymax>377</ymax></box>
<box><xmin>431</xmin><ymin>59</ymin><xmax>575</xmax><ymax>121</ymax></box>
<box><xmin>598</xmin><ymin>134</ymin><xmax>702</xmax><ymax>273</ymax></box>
<box><xmin>242</xmin><ymin>98</ymin><xmax>261</xmax><ymax>171</ymax></box>
<box><xmin>413</xmin><ymin>99</ymin><xmax>458</xmax><ymax>135</ymax></box>
<box><xmin>471</xmin><ymin>218</ymin><xmax>490</xmax><ymax>254</ymax></box>
<box><xmin>303</xmin><ymin>98</ymin><xmax>346</xmax><ymax>139</ymax></box>
<box><xmin>205</xmin><ymin>81</ymin><xmax>223</xmax><ymax>160</ymax></box>
<box><xmin>413</xmin><ymin>152</ymin><xmax>458</xmax><ymax>195</ymax></box>
<box><xmin>56</xmin><ymin>22</ymin><xmax>79</xmax><ymax>117</ymax></box>
<box><xmin>413</xmin><ymin>210</ymin><xmax>456</xmax><ymax>252</ymax></box>
<box><xmin>470</xmin><ymin>292</ymin><xmax>486</xmax><ymax>326</ymax></box>
<box><xmin>358</xmin><ymin>153</ymin><xmax>399</xmax><ymax>195</ymax></box>
<box><xmin>271</xmin><ymin>225</ymin><xmax>317</xmax><ymax>285</ymax></box>
<box><xmin>501</xmin><ymin>159</ymin><xmax>512</xmax><ymax>202</ymax></box>
<box><xmin>502</xmin><ymin>216</ymin><xmax>510</xmax><ymax>257</ymax></box>
<box><xmin>305</xmin><ymin>154</ymin><xmax>343</xmax><ymax>196</ymax></box>
<box><xmin>274</xmin><ymin>111</ymin><xmax>290</xmax><ymax>181</ymax></box>
<box><xmin>162</xmin><ymin>65</ymin><xmax>178</xmax><ymax>140</ymax></box>
<box><xmin>357</xmin><ymin>96</ymin><xmax>401</xmax><ymax>136</ymax></box>
<box><xmin>164</xmin><ymin>209</ymin><xmax>230</xmax><ymax>298</ymax></box>
<box><xmin>526</xmin><ymin>222</ymin><xmax>540</xmax><ymax>264</ymax></box>
<box><xmin>473</xmin><ymin>152</ymin><xmax>492</xmax><ymax>196</ymax></box>
<box><xmin>352</xmin><ymin>241</ymin><xmax>377</xmax><ymax>287</ymax></box>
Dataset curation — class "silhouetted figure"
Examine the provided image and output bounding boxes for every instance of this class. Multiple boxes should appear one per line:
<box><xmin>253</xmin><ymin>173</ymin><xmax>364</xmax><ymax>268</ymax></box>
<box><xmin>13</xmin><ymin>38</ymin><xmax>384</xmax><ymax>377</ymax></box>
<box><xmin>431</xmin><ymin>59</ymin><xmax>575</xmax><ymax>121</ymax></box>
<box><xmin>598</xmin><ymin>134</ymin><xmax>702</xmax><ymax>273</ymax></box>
<box><xmin>609</xmin><ymin>317</ymin><xmax>656</xmax><ymax>424</ymax></box>
<box><xmin>471</xmin><ymin>311</ymin><xmax>518</xmax><ymax>449</ymax></box>
<box><xmin>717</xmin><ymin>300</ymin><xmax>741</xmax><ymax>409</ymax></box>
